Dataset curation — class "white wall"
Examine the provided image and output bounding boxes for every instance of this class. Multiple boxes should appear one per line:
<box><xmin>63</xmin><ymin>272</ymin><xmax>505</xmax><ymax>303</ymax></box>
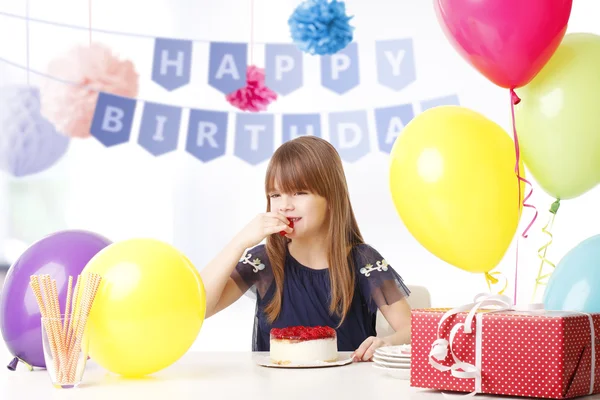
<box><xmin>1</xmin><ymin>0</ymin><xmax>599</xmax><ymax>351</ymax></box>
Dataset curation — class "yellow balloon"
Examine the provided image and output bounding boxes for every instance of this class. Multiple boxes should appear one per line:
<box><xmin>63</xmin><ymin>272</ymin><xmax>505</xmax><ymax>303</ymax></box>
<box><xmin>389</xmin><ymin>106</ymin><xmax>523</xmax><ymax>274</ymax></box>
<box><xmin>82</xmin><ymin>238</ymin><xmax>206</xmax><ymax>377</ymax></box>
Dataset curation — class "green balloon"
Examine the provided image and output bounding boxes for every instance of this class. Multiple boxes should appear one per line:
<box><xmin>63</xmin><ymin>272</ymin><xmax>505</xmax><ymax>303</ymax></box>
<box><xmin>515</xmin><ymin>33</ymin><xmax>600</xmax><ymax>200</ymax></box>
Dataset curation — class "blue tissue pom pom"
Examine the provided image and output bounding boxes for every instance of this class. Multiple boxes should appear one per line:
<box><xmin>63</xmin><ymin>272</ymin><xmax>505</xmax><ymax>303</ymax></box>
<box><xmin>288</xmin><ymin>0</ymin><xmax>354</xmax><ymax>56</ymax></box>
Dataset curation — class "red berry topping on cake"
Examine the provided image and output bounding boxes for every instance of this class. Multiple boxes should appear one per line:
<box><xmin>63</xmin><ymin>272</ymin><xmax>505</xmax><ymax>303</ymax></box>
<box><xmin>270</xmin><ymin>326</ymin><xmax>336</xmax><ymax>340</ymax></box>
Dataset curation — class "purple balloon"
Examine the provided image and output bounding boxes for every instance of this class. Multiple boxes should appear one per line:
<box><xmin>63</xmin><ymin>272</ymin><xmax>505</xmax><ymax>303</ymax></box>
<box><xmin>0</xmin><ymin>230</ymin><xmax>111</xmax><ymax>370</ymax></box>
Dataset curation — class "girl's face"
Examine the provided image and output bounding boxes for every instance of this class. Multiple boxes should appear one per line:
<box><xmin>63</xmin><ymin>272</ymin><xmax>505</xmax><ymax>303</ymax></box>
<box><xmin>268</xmin><ymin>187</ymin><xmax>328</xmax><ymax>239</ymax></box>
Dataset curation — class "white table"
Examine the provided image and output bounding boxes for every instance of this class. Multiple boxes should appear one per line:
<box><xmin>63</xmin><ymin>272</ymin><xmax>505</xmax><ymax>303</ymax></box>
<box><xmin>0</xmin><ymin>348</ymin><xmax>577</xmax><ymax>400</ymax></box>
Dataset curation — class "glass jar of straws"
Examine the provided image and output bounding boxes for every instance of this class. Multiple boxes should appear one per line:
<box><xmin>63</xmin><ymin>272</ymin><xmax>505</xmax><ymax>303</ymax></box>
<box><xmin>30</xmin><ymin>272</ymin><xmax>101</xmax><ymax>389</ymax></box>
<box><xmin>41</xmin><ymin>314</ymin><xmax>90</xmax><ymax>388</ymax></box>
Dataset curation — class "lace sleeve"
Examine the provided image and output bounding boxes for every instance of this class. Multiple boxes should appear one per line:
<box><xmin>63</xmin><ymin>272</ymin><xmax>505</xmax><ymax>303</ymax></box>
<box><xmin>354</xmin><ymin>244</ymin><xmax>411</xmax><ymax>314</ymax></box>
<box><xmin>230</xmin><ymin>244</ymin><xmax>272</xmax><ymax>298</ymax></box>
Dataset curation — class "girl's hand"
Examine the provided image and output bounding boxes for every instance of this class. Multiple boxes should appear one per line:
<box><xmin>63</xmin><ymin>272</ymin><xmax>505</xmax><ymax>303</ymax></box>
<box><xmin>352</xmin><ymin>336</ymin><xmax>391</xmax><ymax>362</ymax></box>
<box><xmin>234</xmin><ymin>212</ymin><xmax>293</xmax><ymax>250</ymax></box>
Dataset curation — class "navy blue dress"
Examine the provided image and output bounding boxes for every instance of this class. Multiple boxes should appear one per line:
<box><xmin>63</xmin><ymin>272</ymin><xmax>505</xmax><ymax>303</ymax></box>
<box><xmin>231</xmin><ymin>243</ymin><xmax>411</xmax><ymax>352</ymax></box>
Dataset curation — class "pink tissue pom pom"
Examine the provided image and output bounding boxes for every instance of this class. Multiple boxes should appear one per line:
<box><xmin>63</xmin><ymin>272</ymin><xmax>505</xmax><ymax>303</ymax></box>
<box><xmin>40</xmin><ymin>42</ymin><xmax>139</xmax><ymax>139</ymax></box>
<box><xmin>225</xmin><ymin>65</ymin><xmax>277</xmax><ymax>112</ymax></box>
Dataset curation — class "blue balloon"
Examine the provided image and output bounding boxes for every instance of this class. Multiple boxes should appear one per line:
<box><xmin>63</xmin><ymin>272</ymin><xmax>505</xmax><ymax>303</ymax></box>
<box><xmin>543</xmin><ymin>234</ymin><xmax>600</xmax><ymax>313</ymax></box>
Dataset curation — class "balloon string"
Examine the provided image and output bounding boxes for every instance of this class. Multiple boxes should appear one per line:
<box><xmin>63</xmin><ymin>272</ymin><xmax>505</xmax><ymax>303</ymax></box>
<box><xmin>89</xmin><ymin>0</ymin><xmax>92</xmax><ymax>45</ymax></box>
<box><xmin>510</xmin><ymin>89</ymin><xmax>538</xmax><ymax>238</ymax></box>
<box><xmin>531</xmin><ymin>200</ymin><xmax>560</xmax><ymax>302</ymax></box>
<box><xmin>249</xmin><ymin>0</ymin><xmax>254</xmax><ymax>65</ymax></box>
<box><xmin>514</xmin><ymin>237</ymin><xmax>519</xmax><ymax>305</ymax></box>
<box><xmin>510</xmin><ymin>88</ymin><xmax>538</xmax><ymax>305</ymax></box>
<box><xmin>25</xmin><ymin>0</ymin><xmax>30</xmax><ymax>85</ymax></box>
<box><xmin>485</xmin><ymin>271</ymin><xmax>508</xmax><ymax>295</ymax></box>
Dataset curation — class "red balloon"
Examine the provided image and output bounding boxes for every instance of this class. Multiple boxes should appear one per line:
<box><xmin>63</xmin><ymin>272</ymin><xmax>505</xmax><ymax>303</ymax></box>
<box><xmin>434</xmin><ymin>0</ymin><xmax>573</xmax><ymax>89</ymax></box>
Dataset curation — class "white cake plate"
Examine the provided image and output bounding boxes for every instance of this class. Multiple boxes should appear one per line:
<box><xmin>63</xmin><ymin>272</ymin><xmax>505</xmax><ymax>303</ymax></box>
<box><xmin>254</xmin><ymin>352</ymin><xmax>354</xmax><ymax>369</ymax></box>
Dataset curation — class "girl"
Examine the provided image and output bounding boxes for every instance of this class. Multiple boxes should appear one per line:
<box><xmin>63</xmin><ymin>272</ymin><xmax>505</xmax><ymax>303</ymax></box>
<box><xmin>200</xmin><ymin>136</ymin><xmax>411</xmax><ymax>362</ymax></box>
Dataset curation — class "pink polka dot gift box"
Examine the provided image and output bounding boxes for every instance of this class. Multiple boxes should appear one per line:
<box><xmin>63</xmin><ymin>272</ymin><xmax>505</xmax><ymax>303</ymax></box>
<box><xmin>410</xmin><ymin>294</ymin><xmax>599</xmax><ymax>399</ymax></box>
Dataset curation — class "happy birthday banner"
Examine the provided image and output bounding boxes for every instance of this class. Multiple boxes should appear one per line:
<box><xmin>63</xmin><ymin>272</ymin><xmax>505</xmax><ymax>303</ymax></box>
<box><xmin>152</xmin><ymin>39</ymin><xmax>415</xmax><ymax>94</ymax></box>
<box><xmin>89</xmin><ymin>37</ymin><xmax>459</xmax><ymax>164</ymax></box>
<box><xmin>91</xmin><ymin>92</ymin><xmax>458</xmax><ymax>164</ymax></box>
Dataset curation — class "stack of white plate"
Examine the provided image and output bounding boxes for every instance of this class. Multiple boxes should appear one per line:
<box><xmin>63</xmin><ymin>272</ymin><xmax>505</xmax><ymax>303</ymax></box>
<box><xmin>372</xmin><ymin>344</ymin><xmax>411</xmax><ymax>380</ymax></box>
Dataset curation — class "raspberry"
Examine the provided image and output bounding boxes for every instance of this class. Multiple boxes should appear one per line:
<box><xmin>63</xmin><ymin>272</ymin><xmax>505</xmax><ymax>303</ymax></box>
<box><xmin>270</xmin><ymin>326</ymin><xmax>336</xmax><ymax>340</ymax></box>
<box><xmin>279</xmin><ymin>218</ymin><xmax>294</xmax><ymax>236</ymax></box>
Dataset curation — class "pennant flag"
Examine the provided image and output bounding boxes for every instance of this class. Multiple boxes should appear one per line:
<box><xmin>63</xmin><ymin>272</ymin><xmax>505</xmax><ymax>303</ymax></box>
<box><xmin>374</xmin><ymin>104</ymin><xmax>414</xmax><ymax>153</ymax></box>
<box><xmin>234</xmin><ymin>113</ymin><xmax>275</xmax><ymax>165</ymax></box>
<box><xmin>282</xmin><ymin>113</ymin><xmax>321</xmax><ymax>143</ymax></box>
<box><xmin>185</xmin><ymin>109</ymin><xmax>228</xmax><ymax>162</ymax></box>
<box><xmin>328</xmin><ymin>110</ymin><xmax>370</xmax><ymax>162</ymax></box>
<box><xmin>321</xmin><ymin>43</ymin><xmax>360</xmax><ymax>94</ymax></box>
<box><xmin>265</xmin><ymin>44</ymin><xmax>303</xmax><ymax>96</ymax></box>
<box><xmin>138</xmin><ymin>102</ymin><xmax>182</xmax><ymax>156</ymax></box>
<box><xmin>375</xmin><ymin>38</ymin><xmax>416</xmax><ymax>91</ymax></box>
<box><xmin>151</xmin><ymin>38</ymin><xmax>193</xmax><ymax>91</ymax></box>
<box><xmin>90</xmin><ymin>92</ymin><xmax>137</xmax><ymax>147</ymax></box>
<box><xmin>421</xmin><ymin>94</ymin><xmax>460</xmax><ymax>111</ymax></box>
<box><xmin>209</xmin><ymin>42</ymin><xmax>248</xmax><ymax>94</ymax></box>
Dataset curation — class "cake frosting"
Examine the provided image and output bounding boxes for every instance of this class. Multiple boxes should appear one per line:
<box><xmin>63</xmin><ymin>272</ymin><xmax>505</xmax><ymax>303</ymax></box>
<box><xmin>270</xmin><ymin>326</ymin><xmax>338</xmax><ymax>364</ymax></box>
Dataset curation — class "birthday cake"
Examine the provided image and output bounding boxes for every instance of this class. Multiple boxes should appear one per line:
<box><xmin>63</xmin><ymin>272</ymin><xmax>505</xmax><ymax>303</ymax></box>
<box><xmin>270</xmin><ymin>326</ymin><xmax>338</xmax><ymax>365</ymax></box>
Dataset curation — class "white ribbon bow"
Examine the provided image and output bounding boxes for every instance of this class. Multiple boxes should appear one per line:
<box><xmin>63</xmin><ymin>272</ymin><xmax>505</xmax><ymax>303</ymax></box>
<box><xmin>428</xmin><ymin>293</ymin><xmax>512</xmax><ymax>397</ymax></box>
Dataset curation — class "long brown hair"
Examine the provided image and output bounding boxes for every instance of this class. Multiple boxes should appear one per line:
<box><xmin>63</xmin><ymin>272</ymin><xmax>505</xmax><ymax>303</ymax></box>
<box><xmin>263</xmin><ymin>136</ymin><xmax>364</xmax><ymax>325</ymax></box>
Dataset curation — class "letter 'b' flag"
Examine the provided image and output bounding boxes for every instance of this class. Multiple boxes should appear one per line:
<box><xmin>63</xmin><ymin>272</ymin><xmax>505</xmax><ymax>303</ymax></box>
<box><xmin>91</xmin><ymin>92</ymin><xmax>137</xmax><ymax>147</ymax></box>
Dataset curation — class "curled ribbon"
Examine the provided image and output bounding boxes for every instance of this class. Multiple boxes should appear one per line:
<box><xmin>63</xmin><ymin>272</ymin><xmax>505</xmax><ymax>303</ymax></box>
<box><xmin>532</xmin><ymin>200</ymin><xmax>560</xmax><ymax>302</ymax></box>
<box><xmin>484</xmin><ymin>271</ymin><xmax>508</xmax><ymax>295</ymax></box>
<box><xmin>510</xmin><ymin>89</ymin><xmax>538</xmax><ymax>239</ymax></box>
<box><xmin>510</xmin><ymin>89</ymin><xmax>538</xmax><ymax>306</ymax></box>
